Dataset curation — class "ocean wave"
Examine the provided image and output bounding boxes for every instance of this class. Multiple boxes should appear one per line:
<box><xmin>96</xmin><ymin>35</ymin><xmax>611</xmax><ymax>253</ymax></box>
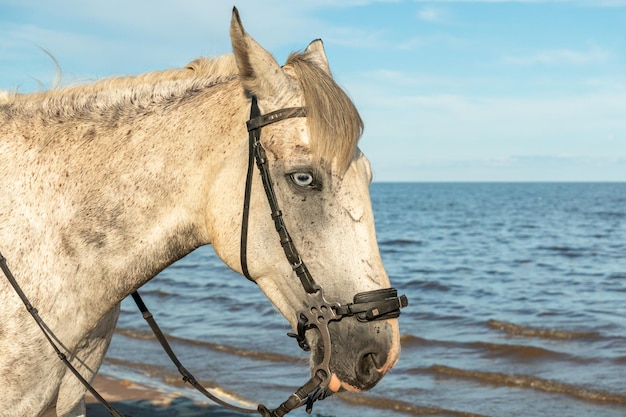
<box><xmin>405</xmin><ymin>279</ymin><xmax>451</xmax><ymax>292</ymax></box>
<box><xmin>487</xmin><ymin>319</ymin><xmax>599</xmax><ymax>340</ymax></box>
<box><xmin>103</xmin><ymin>357</ymin><xmax>258</xmax><ymax>408</ymax></box>
<box><xmin>105</xmin><ymin>357</ymin><xmax>186</xmax><ymax>383</ymax></box>
<box><xmin>592</xmin><ymin>210</ymin><xmax>626</xmax><ymax>220</ymax></box>
<box><xmin>400</xmin><ymin>334</ymin><xmax>564</xmax><ymax>356</ymax></box>
<box><xmin>115</xmin><ymin>327</ymin><xmax>301</xmax><ymax>363</ymax></box>
<box><xmin>134</xmin><ymin>288</ymin><xmax>173</xmax><ymax>298</ymax></box>
<box><xmin>474</xmin><ymin>341</ymin><xmax>575</xmax><ymax>362</ymax></box>
<box><xmin>400</xmin><ymin>334</ymin><xmax>430</xmax><ymax>348</ymax></box>
<box><xmin>607</xmin><ymin>272</ymin><xmax>626</xmax><ymax>280</ymax></box>
<box><xmin>116</xmin><ymin>328</ymin><xmax>158</xmax><ymax>340</ymax></box>
<box><xmin>379</xmin><ymin>238</ymin><xmax>425</xmax><ymax>247</ymax></box>
<box><xmin>615</xmin><ymin>356</ymin><xmax>626</xmax><ymax>365</ymax></box>
<box><xmin>535</xmin><ymin>245</ymin><xmax>586</xmax><ymax>258</ymax></box>
<box><xmin>430</xmin><ymin>364</ymin><xmax>626</xmax><ymax>405</ymax></box>
<box><xmin>339</xmin><ymin>392</ymin><xmax>492</xmax><ymax>417</ymax></box>
<box><xmin>401</xmin><ymin>334</ymin><xmax>578</xmax><ymax>362</ymax></box>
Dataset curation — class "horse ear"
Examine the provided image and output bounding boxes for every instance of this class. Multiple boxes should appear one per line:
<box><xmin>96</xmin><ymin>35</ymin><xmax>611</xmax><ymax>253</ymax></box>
<box><xmin>230</xmin><ymin>7</ymin><xmax>290</xmax><ymax>99</ymax></box>
<box><xmin>305</xmin><ymin>39</ymin><xmax>332</xmax><ymax>76</ymax></box>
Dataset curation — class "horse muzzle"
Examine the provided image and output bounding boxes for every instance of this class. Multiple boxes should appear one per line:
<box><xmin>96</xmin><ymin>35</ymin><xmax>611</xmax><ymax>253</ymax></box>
<box><xmin>316</xmin><ymin>317</ymin><xmax>400</xmax><ymax>392</ymax></box>
<box><xmin>289</xmin><ymin>287</ymin><xmax>407</xmax><ymax>392</ymax></box>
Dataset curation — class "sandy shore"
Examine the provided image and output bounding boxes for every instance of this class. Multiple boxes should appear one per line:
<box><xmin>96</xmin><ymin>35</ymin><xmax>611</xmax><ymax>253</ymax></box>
<box><xmin>85</xmin><ymin>375</ymin><xmax>243</xmax><ymax>417</ymax></box>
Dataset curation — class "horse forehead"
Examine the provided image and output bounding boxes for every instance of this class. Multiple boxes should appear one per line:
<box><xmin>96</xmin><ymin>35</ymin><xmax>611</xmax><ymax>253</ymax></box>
<box><xmin>263</xmin><ymin>117</ymin><xmax>310</xmax><ymax>152</ymax></box>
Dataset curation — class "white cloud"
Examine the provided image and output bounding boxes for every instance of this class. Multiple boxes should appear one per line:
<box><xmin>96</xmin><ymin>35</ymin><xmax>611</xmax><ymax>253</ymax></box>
<box><xmin>323</xmin><ymin>27</ymin><xmax>391</xmax><ymax>49</ymax></box>
<box><xmin>0</xmin><ymin>1</ymin><xmax>328</xmax><ymax>52</ymax></box>
<box><xmin>502</xmin><ymin>47</ymin><xmax>610</xmax><ymax>66</ymax></box>
<box><xmin>353</xmin><ymin>84</ymin><xmax>626</xmax><ymax>172</ymax></box>
<box><xmin>417</xmin><ymin>7</ymin><xmax>446</xmax><ymax>22</ymax></box>
<box><xmin>0</xmin><ymin>1</ymin><xmax>332</xmax><ymax>91</ymax></box>
<box><xmin>368</xmin><ymin>153</ymin><xmax>626</xmax><ymax>182</ymax></box>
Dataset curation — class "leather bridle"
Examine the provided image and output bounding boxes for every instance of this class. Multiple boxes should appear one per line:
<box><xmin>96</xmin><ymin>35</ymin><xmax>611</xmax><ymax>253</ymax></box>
<box><xmin>0</xmin><ymin>96</ymin><xmax>408</xmax><ymax>417</ymax></box>
<box><xmin>240</xmin><ymin>96</ymin><xmax>408</xmax><ymax>416</ymax></box>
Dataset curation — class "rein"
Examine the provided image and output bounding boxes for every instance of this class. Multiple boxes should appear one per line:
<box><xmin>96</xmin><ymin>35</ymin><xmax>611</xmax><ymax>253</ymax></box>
<box><xmin>0</xmin><ymin>96</ymin><xmax>407</xmax><ymax>417</ymax></box>
<box><xmin>0</xmin><ymin>252</ymin><xmax>127</xmax><ymax>417</ymax></box>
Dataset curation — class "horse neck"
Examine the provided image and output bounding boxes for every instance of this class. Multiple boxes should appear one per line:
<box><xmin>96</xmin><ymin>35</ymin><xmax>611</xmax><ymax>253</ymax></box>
<box><xmin>1</xmin><ymin>78</ymin><xmax>248</xmax><ymax>331</ymax></box>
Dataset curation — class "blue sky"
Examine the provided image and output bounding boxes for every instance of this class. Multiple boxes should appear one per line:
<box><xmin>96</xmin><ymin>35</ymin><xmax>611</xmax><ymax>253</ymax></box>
<box><xmin>1</xmin><ymin>1</ymin><xmax>625</xmax><ymax>181</ymax></box>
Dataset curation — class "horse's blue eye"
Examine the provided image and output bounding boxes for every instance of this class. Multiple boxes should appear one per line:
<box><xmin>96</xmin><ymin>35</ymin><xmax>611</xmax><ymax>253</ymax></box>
<box><xmin>290</xmin><ymin>172</ymin><xmax>315</xmax><ymax>187</ymax></box>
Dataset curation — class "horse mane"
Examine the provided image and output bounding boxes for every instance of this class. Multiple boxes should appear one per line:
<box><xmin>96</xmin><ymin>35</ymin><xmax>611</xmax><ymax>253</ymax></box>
<box><xmin>284</xmin><ymin>50</ymin><xmax>364</xmax><ymax>173</ymax></box>
<box><xmin>0</xmin><ymin>55</ymin><xmax>239</xmax><ymax>122</ymax></box>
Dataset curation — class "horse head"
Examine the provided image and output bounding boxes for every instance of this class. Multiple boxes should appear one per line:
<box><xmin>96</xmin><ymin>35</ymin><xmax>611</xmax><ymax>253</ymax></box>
<box><xmin>210</xmin><ymin>8</ymin><xmax>404</xmax><ymax>395</ymax></box>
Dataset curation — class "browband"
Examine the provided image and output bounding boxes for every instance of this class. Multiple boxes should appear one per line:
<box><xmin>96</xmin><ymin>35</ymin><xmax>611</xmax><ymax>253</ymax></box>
<box><xmin>247</xmin><ymin>107</ymin><xmax>307</xmax><ymax>131</ymax></box>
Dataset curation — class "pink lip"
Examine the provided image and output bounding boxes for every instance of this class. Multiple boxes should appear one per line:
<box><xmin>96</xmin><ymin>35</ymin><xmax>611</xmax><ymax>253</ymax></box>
<box><xmin>328</xmin><ymin>374</ymin><xmax>362</xmax><ymax>393</ymax></box>
<box><xmin>328</xmin><ymin>374</ymin><xmax>342</xmax><ymax>392</ymax></box>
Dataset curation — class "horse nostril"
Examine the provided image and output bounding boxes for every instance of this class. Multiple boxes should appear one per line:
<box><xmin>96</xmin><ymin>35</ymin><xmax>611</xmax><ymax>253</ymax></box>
<box><xmin>355</xmin><ymin>351</ymin><xmax>385</xmax><ymax>389</ymax></box>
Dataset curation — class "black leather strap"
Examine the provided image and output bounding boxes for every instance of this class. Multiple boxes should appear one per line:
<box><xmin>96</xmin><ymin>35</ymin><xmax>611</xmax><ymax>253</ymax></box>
<box><xmin>335</xmin><ymin>288</ymin><xmax>409</xmax><ymax>322</ymax></box>
<box><xmin>240</xmin><ymin>96</ymin><xmax>312</xmax><ymax>293</ymax></box>
<box><xmin>0</xmin><ymin>252</ymin><xmax>127</xmax><ymax>417</ymax></box>
<box><xmin>247</xmin><ymin>107</ymin><xmax>307</xmax><ymax>131</ymax></box>
<box><xmin>240</xmin><ymin>97</ymin><xmax>261</xmax><ymax>281</ymax></box>
<box><xmin>131</xmin><ymin>292</ymin><xmax>258</xmax><ymax>414</ymax></box>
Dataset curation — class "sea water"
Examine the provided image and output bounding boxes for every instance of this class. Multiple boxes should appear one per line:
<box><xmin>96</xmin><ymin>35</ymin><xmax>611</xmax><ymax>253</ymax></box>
<box><xmin>102</xmin><ymin>183</ymin><xmax>626</xmax><ymax>417</ymax></box>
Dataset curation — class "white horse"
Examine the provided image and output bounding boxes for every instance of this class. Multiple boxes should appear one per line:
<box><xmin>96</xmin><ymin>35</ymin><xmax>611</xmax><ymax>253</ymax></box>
<box><xmin>0</xmin><ymin>8</ymin><xmax>402</xmax><ymax>417</ymax></box>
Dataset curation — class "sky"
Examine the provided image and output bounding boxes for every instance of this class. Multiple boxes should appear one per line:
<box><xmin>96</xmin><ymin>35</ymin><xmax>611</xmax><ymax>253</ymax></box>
<box><xmin>1</xmin><ymin>0</ymin><xmax>625</xmax><ymax>182</ymax></box>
